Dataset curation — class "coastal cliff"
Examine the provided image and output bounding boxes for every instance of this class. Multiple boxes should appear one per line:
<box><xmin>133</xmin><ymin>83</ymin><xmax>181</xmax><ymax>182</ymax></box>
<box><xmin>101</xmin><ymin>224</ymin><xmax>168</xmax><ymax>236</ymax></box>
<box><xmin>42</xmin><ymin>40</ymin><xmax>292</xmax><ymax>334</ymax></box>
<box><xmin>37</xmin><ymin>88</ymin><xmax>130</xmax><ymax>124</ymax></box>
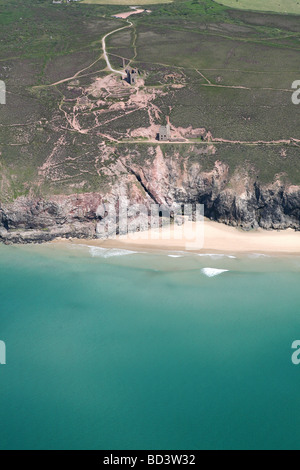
<box><xmin>0</xmin><ymin>145</ymin><xmax>299</xmax><ymax>244</ymax></box>
<box><xmin>1</xmin><ymin>2</ymin><xmax>300</xmax><ymax>246</ymax></box>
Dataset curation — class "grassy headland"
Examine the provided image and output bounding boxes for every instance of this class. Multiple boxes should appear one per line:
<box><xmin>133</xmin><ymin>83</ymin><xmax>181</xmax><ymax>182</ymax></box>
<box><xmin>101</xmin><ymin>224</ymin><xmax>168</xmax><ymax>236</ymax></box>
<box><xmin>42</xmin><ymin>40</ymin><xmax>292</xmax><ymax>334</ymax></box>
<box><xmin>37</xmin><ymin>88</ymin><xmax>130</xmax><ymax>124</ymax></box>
<box><xmin>0</xmin><ymin>0</ymin><xmax>299</xmax><ymax>201</ymax></box>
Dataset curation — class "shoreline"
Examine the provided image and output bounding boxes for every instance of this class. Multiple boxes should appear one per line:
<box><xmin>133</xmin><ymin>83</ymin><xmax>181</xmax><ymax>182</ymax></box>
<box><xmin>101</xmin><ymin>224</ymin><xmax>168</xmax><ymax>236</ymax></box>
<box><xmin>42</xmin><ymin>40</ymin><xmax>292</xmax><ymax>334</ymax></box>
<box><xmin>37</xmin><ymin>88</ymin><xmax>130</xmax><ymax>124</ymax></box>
<box><xmin>51</xmin><ymin>220</ymin><xmax>300</xmax><ymax>257</ymax></box>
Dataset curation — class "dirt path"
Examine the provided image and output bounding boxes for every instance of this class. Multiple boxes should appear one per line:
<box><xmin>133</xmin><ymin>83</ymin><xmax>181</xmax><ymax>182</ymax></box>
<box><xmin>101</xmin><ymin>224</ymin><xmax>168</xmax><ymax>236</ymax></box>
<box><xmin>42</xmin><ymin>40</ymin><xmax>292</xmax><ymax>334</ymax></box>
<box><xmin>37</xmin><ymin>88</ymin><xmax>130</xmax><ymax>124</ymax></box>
<box><xmin>102</xmin><ymin>20</ymin><xmax>133</xmax><ymax>77</ymax></box>
<box><xmin>29</xmin><ymin>13</ymin><xmax>296</xmax><ymax>148</ymax></box>
<box><xmin>113</xmin><ymin>9</ymin><xmax>145</xmax><ymax>20</ymax></box>
<box><xmin>50</xmin><ymin>9</ymin><xmax>144</xmax><ymax>85</ymax></box>
<box><xmin>32</xmin><ymin>19</ymin><xmax>134</xmax><ymax>89</ymax></box>
<box><xmin>116</xmin><ymin>138</ymin><xmax>299</xmax><ymax>146</ymax></box>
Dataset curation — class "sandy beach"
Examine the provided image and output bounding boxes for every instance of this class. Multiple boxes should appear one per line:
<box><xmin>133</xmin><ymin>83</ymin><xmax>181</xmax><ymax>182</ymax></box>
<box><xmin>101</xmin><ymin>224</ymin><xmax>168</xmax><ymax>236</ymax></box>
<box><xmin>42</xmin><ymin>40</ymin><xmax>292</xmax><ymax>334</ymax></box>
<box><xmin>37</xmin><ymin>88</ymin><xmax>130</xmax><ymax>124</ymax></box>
<box><xmin>55</xmin><ymin>220</ymin><xmax>300</xmax><ymax>256</ymax></box>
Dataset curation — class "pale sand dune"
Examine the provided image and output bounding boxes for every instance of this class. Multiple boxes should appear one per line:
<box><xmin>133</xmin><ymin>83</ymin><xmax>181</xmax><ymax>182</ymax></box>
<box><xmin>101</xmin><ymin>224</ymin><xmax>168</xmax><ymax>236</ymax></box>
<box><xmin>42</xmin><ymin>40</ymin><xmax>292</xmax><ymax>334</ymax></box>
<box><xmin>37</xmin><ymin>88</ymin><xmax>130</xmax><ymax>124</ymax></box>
<box><xmin>62</xmin><ymin>220</ymin><xmax>300</xmax><ymax>255</ymax></box>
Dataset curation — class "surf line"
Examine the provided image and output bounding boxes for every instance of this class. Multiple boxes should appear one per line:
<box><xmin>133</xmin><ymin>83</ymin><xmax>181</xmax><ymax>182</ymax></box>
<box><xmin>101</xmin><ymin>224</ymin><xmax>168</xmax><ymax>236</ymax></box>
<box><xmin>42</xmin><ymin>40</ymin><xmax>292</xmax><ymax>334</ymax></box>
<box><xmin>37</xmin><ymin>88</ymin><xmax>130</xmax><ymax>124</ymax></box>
<box><xmin>0</xmin><ymin>340</ymin><xmax>6</xmax><ymax>365</ymax></box>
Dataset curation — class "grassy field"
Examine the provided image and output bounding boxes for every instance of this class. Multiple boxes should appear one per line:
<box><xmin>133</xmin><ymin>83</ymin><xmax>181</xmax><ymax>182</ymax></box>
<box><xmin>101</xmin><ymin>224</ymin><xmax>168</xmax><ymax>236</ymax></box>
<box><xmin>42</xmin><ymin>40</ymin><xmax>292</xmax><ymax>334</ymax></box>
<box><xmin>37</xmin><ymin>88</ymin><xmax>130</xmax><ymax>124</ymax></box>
<box><xmin>214</xmin><ymin>0</ymin><xmax>300</xmax><ymax>15</ymax></box>
<box><xmin>82</xmin><ymin>0</ymin><xmax>172</xmax><ymax>4</ymax></box>
<box><xmin>1</xmin><ymin>0</ymin><xmax>300</xmax><ymax>200</ymax></box>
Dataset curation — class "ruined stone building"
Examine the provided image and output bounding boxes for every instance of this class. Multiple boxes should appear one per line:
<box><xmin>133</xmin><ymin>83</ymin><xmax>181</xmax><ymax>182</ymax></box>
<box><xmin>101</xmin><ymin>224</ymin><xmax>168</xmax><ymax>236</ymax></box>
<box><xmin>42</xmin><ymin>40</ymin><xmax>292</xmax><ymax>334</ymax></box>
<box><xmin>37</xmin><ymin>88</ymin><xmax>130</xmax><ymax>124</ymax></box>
<box><xmin>126</xmin><ymin>67</ymin><xmax>138</xmax><ymax>85</ymax></box>
<box><xmin>158</xmin><ymin>116</ymin><xmax>171</xmax><ymax>141</ymax></box>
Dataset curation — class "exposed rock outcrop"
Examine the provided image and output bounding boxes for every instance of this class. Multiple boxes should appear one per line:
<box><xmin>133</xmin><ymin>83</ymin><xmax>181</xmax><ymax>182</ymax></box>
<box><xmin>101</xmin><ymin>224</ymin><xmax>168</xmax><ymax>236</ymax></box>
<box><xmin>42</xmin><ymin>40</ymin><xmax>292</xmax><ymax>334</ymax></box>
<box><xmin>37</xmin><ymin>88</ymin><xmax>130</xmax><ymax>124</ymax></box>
<box><xmin>0</xmin><ymin>147</ymin><xmax>299</xmax><ymax>244</ymax></box>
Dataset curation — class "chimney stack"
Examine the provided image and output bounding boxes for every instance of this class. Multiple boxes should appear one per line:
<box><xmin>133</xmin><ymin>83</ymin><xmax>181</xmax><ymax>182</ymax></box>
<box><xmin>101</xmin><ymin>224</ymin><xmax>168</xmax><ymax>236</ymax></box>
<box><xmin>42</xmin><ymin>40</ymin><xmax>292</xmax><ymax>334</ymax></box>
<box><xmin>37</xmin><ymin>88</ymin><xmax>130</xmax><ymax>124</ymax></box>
<box><xmin>166</xmin><ymin>116</ymin><xmax>170</xmax><ymax>125</ymax></box>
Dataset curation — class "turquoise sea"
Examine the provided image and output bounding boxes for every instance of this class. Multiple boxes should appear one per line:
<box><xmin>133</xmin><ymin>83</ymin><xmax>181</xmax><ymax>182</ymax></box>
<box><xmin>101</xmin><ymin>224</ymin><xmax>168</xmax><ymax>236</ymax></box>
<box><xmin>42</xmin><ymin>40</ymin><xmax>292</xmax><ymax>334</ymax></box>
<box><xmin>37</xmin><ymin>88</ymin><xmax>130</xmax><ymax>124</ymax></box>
<box><xmin>0</xmin><ymin>243</ymin><xmax>300</xmax><ymax>450</ymax></box>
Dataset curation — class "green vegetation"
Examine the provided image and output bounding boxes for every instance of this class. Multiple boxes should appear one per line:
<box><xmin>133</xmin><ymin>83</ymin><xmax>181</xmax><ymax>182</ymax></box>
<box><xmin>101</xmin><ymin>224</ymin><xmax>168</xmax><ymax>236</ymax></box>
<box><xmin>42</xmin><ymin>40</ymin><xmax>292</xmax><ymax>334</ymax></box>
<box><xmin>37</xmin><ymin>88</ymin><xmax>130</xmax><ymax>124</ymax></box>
<box><xmin>83</xmin><ymin>0</ymin><xmax>172</xmax><ymax>4</ymax></box>
<box><xmin>0</xmin><ymin>0</ymin><xmax>300</xmax><ymax>201</ymax></box>
<box><xmin>0</xmin><ymin>0</ymin><xmax>124</xmax><ymax>61</ymax></box>
<box><xmin>214</xmin><ymin>0</ymin><xmax>300</xmax><ymax>15</ymax></box>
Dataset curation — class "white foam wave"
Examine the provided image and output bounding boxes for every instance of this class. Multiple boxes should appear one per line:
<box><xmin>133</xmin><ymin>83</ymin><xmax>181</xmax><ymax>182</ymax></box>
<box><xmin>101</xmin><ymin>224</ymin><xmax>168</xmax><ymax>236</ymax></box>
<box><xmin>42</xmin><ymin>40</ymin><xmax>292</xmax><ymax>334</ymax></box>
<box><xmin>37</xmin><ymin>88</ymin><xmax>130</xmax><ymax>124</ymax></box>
<box><xmin>168</xmin><ymin>255</ymin><xmax>184</xmax><ymax>258</ymax></box>
<box><xmin>88</xmin><ymin>246</ymin><xmax>137</xmax><ymax>258</ymax></box>
<box><xmin>248</xmin><ymin>253</ymin><xmax>270</xmax><ymax>259</ymax></box>
<box><xmin>198</xmin><ymin>253</ymin><xmax>236</xmax><ymax>259</ymax></box>
<box><xmin>201</xmin><ymin>268</ymin><xmax>229</xmax><ymax>278</ymax></box>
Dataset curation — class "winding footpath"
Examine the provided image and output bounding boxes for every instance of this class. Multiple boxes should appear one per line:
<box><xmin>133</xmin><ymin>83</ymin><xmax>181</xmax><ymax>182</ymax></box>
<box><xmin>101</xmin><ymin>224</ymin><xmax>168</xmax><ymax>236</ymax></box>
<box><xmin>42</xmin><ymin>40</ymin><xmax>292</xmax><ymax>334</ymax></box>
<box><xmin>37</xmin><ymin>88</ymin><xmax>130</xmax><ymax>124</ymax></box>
<box><xmin>102</xmin><ymin>20</ymin><xmax>133</xmax><ymax>77</ymax></box>
<box><xmin>31</xmin><ymin>11</ymin><xmax>298</xmax><ymax>147</ymax></box>
<box><xmin>34</xmin><ymin>18</ymin><xmax>134</xmax><ymax>88</ymax></box>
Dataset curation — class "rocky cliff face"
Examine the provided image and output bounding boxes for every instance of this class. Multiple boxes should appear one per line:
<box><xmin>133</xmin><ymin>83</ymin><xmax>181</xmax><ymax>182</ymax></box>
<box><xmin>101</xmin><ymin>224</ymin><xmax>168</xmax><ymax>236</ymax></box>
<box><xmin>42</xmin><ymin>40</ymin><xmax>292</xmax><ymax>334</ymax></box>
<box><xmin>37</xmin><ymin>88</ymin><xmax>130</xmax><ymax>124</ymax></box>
<box><xmin>0</xmin><ymin>146</ymin><xmax>299</xmax><ymax>244</ymax></box>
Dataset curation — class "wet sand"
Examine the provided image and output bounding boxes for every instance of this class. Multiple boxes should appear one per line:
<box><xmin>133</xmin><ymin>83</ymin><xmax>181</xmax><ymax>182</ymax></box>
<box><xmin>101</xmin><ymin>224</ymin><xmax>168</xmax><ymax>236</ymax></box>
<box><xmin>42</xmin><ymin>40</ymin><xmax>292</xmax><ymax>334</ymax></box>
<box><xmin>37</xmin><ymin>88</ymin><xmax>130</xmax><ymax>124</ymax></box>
<box><xmin>52</xmin><ymin>220</ymin><xmax>300</xmax><ymax>256</ymax></box>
